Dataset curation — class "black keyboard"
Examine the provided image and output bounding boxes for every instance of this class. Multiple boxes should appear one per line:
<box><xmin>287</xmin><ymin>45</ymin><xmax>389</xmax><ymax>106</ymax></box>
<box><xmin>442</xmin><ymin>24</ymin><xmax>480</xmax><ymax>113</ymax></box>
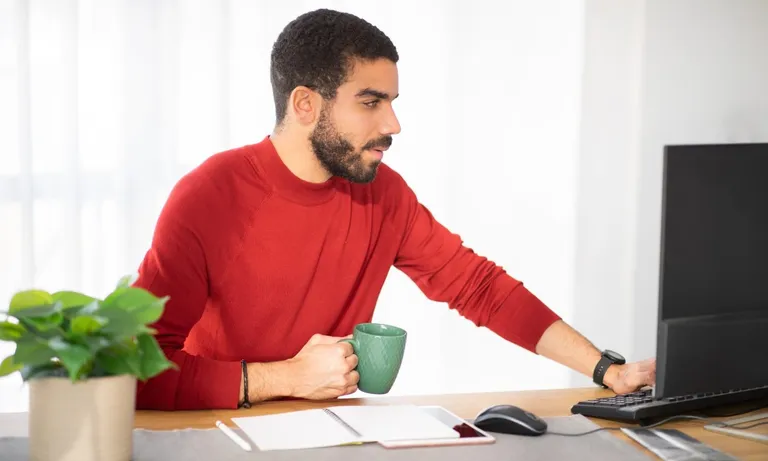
<box><xmin>571</xmin><ymin>385</ymin><xmax>768</xmax><ymax>425</ymax></box>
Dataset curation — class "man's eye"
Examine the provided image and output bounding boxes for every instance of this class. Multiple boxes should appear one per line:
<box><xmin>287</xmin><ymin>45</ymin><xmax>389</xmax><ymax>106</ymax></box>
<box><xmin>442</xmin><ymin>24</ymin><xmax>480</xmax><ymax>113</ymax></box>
<box><xmin>363</xmin><ymin>100</ymin><xmax>380</xmax><ymax>108</ymax></box>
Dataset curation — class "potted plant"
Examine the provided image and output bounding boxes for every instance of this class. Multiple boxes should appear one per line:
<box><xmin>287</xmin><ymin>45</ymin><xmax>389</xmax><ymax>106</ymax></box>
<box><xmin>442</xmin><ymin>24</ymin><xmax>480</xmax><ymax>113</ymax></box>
<box><xmin>0</xmin><ymin>275</ymin><xmax>176</xmax><ymax>461</ymax></box>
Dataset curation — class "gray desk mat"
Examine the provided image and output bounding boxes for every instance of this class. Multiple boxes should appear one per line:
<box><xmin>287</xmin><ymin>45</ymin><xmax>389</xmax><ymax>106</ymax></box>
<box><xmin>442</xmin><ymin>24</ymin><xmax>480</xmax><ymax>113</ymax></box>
<box><xmin>0</xmin><ymin>412</ymin><xmax>652</xmax><ymax>461</ymax></box>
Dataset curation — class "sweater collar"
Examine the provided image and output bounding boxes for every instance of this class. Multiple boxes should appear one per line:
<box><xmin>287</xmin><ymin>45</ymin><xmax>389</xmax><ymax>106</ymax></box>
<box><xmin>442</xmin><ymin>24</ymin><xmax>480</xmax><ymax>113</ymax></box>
<box><xmin>253</xmin><ymin>135</ymin><xmax>339</xmax><ymax>205</ymax></box>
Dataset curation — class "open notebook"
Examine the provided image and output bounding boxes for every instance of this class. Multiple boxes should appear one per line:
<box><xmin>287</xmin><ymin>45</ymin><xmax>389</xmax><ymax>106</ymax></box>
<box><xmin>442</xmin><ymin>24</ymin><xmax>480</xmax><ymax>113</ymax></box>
<box><xmin>231</xmin><ymin>405</ymin><xmax>460</xmax><ymax>451</ymax></box>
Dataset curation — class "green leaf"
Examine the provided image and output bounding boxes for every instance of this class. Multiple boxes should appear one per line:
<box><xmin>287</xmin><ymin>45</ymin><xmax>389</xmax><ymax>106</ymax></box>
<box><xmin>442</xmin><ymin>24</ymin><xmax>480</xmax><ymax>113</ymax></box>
<box><xmin>78</xmin><ymin>300</ymin><xmax>100</xmax><ymax>316</ymax></box>
<box><xmin>48</xmin><ymin>338</ymin><xmax>92</xmax><ymax>381</ymax></box>
<box><xmin>17</xmin><ymin>323</ymin><xmax>63</xmax><ymax>341</ymax></box>
<box><xmin>0</xmin><ymin>321</ymin><xmax>25</xmax><ymax>341</ymax></box>
<box><xmin>82</xmin><ymin>336</ymin><xmax>111</xmax><ymax>353</ymax></box>
<box><xmin>94</xmin><ymin>341</ymin><xmax>141</xmax><ymax>377</ymax></box>
<box><xmin>10</xmin><ymin>303</ymin><xmax>61</xmax><ymax>319</ymax></box>
<box><xmin>101</xmin><ymin>286</ymin><xmax>136</xmax><ymax>308</ymax></box>
<box><xmin>14</xmin><ymin>336</ymin><xmax>56</xmax><ymax>366</ymax></box>
<box><xmin>116</xmin><ymin>274</ymin><xmax>137</xmax><ymax>289</ymax></box>
<box><xmin>20</xmin><ymin>363</ymin><xmax>67</xmax><ymax>380</ymax></box>
<box><xmin>18</xmin><ymin>313</ymin><xmax>64</xmax><ymax>333</ymax></box>
<box><xmin>60</xmin><ymin>300</ymin><xmax>100</xmax><ymax>319</ymax></box>
<box><xmin>96</xmin><ymin>307</ymin><xmax>145</xmax><ymax>338</ymax></box>
<box><xmin>130</xmin><ymin>302</ymin><xmax>166</xmax><ymax>325</ymax></box>
<box><xmin>51</xmin><ymin>291</ymin><xmax>97</xmax><ymax>309</ymax></box>
<box><xmin>101</xmin><ymin>287</ymin><xmax>167</xmax><ymax>324</ymax></box>
<box><xmin>0</xmin><ymin>355</ymin><xmax>23</xmax><ymax>377</ymax></box>
<box><xmin>8</xmin><ymin>290</ymin><xmax>53</xmax><ymax>313</ymax></box>
<box><xmin>137</xmin><ymin>333</ymin><xmax>175</xmax><ymax>380</ymax></box>
<box><xmin>70</xmin><ymin>315</ymin><xmax>107</xmax><ymax>335</ymax></box>
<box><xmin>11</xmin><ymin>302</ymin><xmax>64</xmax><ymax>337</ymax></box>
<box><xmin>85</xmin><ymin>361</ymin><xmax>111</xmax><ymax>378</ymax></box>
<box><xmin>5</xmin><ymin>277</ymin><xmax>170</xmax><ymax>382</ymax></box>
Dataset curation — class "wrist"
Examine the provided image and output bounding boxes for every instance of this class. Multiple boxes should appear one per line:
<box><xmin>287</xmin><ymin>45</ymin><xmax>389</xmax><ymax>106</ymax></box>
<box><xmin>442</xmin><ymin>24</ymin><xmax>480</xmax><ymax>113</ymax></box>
<box><xmin>244</xmin><ymin>361</ymin><xmax>295</xmax><ymax>402</ymax></box>
<box><xmin>591</xmin><ymin>349</ymin><xmax>626</xmax><ymax>388</ymax></box>
<box><xmin>273</xmin><ymin>359</ymin><xmax>298</xmax><ymax>398</ymax></box>
<box><xmin>602</xmin><ymin>364</ymin><xmax>622</xmax><ymax>390</ymax></box>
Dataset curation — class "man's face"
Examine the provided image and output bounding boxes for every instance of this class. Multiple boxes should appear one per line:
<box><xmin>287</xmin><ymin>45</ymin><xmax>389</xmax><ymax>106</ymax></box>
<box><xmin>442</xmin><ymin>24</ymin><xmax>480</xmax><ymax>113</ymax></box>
<box><xmin>309</xmin><ymin>58</ymin><xmax>401</xmax><ymax>183</ymax></box>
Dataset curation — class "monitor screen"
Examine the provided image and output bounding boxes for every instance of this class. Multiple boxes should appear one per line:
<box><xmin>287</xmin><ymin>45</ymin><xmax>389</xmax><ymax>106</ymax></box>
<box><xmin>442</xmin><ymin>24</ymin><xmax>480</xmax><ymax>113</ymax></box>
<box><xmin>656</xmin><ymin>142</ymin><xmax>768</xmax><ymax>397</ymax></box>
<box><xmin>659</xmin><ymin>143</ymin><xmax>768</xmax><ymax>320</ymax></box>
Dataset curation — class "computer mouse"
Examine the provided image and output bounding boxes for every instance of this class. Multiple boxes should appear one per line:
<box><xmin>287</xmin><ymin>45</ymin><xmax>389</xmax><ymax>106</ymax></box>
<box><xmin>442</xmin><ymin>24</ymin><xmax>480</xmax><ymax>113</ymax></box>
<box><xmin>473</xmin><ymin>404</ymin><xmax>548</xmax><ymax>436</ymax></box>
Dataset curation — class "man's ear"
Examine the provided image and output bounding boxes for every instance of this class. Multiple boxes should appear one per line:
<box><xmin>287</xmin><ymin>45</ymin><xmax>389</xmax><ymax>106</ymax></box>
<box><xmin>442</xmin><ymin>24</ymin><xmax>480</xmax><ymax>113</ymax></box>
<box><xmin>289</xmin><ymin>86</ymin><xmax>322</xmax><ymax>126</ymax></box>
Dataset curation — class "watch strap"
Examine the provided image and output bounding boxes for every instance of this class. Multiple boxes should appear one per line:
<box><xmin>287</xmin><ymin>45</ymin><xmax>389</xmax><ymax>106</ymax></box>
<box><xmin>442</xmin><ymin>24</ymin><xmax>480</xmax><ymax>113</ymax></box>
<box><xmin>593</xmin><ymin>356</ymin><xmax>614</xmax><ymax>388</ymax></box>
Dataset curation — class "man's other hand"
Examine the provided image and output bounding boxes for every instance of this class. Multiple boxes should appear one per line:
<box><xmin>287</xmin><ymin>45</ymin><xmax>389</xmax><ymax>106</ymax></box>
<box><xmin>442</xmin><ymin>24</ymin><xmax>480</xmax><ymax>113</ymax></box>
<box><xmin>605</xmin><ymin>358</ymin><xmax>656</xmax><ymax>394</ymax></box>
<box><xmin>286</xmin><ymin>333</ymin><xmax>359</xmax><ymax>400</ymax></box>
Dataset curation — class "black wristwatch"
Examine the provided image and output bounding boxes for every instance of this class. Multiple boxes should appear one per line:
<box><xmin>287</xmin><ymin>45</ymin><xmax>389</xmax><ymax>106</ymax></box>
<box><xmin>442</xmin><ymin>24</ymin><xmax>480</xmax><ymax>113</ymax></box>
<box><xmin>592</xmin><ymin>349</ymin><xmax>626</xmax><ymax>388</ymax></box>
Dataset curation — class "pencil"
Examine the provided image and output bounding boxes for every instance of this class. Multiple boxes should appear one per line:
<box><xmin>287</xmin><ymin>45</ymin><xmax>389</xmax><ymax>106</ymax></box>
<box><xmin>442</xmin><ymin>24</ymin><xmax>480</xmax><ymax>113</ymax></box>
<box><xmin>215</xmin><ymin>420</ymin><xmax>252</xmax><ymax>451</ymax></box>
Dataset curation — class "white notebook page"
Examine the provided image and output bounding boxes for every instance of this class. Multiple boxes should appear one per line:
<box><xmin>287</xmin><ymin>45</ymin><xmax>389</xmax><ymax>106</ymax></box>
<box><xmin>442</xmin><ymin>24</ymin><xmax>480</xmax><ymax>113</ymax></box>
<box><xmin>232</xmin><ymin>409</ymin><xmax>358</xmax><ymax>451</ymax></box>
<box><xmin>330</xmin><ymin>405</ymin><xmax>460</xmax><ymax>442</ymax></box>
<box><xmin>231</xmin><ymin>405</ymin><xmax>459</xmax><ymax>451</ymax></box>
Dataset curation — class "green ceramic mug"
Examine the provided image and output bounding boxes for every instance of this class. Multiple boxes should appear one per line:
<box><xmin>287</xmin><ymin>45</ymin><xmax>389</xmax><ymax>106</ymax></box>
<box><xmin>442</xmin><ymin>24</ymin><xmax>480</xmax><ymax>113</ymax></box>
<box><xmin>339</xmin><ymin>323</ymin><xmax>407</xmax><ymax>394</ymax></box>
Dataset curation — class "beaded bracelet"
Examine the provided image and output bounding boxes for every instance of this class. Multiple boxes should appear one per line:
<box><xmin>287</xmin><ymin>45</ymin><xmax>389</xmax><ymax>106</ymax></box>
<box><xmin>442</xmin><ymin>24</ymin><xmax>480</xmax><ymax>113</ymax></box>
<box><xmin>240</xmin><ymin>359</ymin><xmax>251</xmax><ymax>408</ymax></box>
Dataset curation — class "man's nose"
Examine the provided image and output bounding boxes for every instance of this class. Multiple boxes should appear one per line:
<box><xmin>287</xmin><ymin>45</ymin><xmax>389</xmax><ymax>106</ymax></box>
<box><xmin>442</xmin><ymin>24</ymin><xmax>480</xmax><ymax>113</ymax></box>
<box><xmin>381</xmin><ymin>106</ymin><xmax>401</xmax><ymax>136</ymax></box>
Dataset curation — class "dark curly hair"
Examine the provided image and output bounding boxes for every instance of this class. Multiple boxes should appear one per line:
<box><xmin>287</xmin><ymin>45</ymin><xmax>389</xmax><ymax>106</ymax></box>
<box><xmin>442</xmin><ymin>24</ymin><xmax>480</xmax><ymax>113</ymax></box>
<box><xmin>270</xmin><ymin>9</ymin><xmax>399</xmax><ymax>125</ymax></box>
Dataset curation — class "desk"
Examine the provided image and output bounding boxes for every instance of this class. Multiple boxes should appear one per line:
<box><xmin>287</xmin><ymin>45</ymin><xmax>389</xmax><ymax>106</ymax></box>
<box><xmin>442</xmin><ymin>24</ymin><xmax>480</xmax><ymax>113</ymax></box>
<box><xmin>135</xmin><ymin>387</ymin><xmax>767</xmax><ymax>460</ymax></box>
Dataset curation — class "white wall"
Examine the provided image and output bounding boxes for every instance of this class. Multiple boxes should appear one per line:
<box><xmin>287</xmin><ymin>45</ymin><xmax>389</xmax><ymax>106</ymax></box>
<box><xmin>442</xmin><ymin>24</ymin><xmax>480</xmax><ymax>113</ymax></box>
<box><xmin>633</xmin><ymin>0</ymin><xmax>768</xmax><ymax>359</ymax></box>
<box><xmin>574</xmin><ymin>0</ymin><xmax>768</xmax><ymax>389</ymax></box>
<box><xmin>571</xmin><ymin>0</ymin><xmax>646</xmax><ymax>387</ymax></box>
<box><xmin>369</xmin><ymin>0</ymin><xmax>584</xmax><ymax>397</ymax></box>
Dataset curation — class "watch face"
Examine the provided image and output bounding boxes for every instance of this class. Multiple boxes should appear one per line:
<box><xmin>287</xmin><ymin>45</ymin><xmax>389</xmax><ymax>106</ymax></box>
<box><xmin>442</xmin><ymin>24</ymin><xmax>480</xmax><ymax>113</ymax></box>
<box><xmin>604</xmin><ymin>349</ymin><xmax>626</xmax><ymax>364</ymax></box>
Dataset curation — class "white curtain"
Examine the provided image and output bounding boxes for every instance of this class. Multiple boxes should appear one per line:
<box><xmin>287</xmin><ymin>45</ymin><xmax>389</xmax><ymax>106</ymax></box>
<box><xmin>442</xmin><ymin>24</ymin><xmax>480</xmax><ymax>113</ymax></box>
<box><xmin>0</xmin><ymin>0</ymin><xmax>583</xmax><ymax>413</ymax></box>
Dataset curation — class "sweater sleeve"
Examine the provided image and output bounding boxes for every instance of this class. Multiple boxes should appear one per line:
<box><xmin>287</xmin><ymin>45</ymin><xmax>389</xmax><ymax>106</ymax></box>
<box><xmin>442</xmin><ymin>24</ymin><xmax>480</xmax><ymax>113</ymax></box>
<box><xmin>391</xmin><ymin>175</ymin><xmax>561</xmax><ymax>353</ymax></box>
<box><xmin>132</xmin><ymin>167</ymin><xmax>241</xmax><ymax>411</ymax></box>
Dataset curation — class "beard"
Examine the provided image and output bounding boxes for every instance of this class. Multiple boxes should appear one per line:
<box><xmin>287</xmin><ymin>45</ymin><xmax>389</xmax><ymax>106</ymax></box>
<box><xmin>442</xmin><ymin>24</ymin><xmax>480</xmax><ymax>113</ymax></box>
<box><xmin>309</xmin><ymin>106</ymin><xmax>392</xmax><ymax>184</ymax></box>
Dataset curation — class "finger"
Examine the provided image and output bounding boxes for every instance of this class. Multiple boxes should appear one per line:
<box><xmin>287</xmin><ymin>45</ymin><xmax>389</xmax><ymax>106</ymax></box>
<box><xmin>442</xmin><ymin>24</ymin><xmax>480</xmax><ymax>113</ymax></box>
<box><xmin>343</xmin><ymin>385</ymin><xmax>358</xmax><ymax>396</ymax></box>
<box><xmin>337</xmin><ymin>342</ymin><xmax>354</xmax><ymax>357</ymax></box>
<box><xmin>638</xmin><ymin>357</ymin><xmax>656</xmax><ymax>371</ymax></box>
<box><xmin>335</xmin><ymin>376</ymin><xmax>349</xmax><ymax>388</ymax></box>
<box><xmin>346</xmin><ymin>370</ymin><xmax>360</xmax><ymax>386</ymax></box>
<box><xmin>632</xmin><ymin>370</ymin><xmax>655</xmax><ymax>388</ymax></box>
<box><xmin>345</xmin><ymin>354</ymin><xmax>358</xmax><ymax>370</ymax></box>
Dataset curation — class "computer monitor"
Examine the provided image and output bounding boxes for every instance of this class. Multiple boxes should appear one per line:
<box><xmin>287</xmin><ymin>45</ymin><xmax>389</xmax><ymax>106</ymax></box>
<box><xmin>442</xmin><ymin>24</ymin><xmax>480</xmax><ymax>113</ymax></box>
<box><xmin>570</xmin><ymin>143</ymin><xmax>768</xmax><ymax>423</ymax></box>
<box><xmin>656</xmin><ymin>142</ymin><xmax>768</xmax><ymax>398</ymax></box>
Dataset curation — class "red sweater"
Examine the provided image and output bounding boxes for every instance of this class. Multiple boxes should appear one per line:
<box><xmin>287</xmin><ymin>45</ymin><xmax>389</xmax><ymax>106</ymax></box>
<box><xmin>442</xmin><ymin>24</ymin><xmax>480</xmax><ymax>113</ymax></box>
<box><xmin>133</xmin><ymin>136</ymin><xmax>561</xmax><ymax>410</ymax></box>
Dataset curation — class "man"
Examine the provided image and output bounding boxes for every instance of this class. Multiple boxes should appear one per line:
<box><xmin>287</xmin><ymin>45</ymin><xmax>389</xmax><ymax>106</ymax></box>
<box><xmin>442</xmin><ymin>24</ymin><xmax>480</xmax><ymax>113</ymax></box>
<box><xmin>134</xmin><ymin>8</ymin><xmax>655</xmax><ymax>410</ymax></box>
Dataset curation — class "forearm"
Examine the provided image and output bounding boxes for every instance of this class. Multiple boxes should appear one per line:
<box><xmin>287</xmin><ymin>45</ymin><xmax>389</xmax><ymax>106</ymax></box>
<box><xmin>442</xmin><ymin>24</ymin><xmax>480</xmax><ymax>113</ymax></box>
<box><xmin>239</xmin><ymin>361</ymin><xmax>296</xmax><ymax>405</ymax></box>
<box><xmin>534</xmin><ymin>320</ymin><xmax>619</xmax><ymax>388</ymax></box>
<box><xmin>483</xmin><ymin>281</ymin><xmax>562</xmax><ymax>353</ymax></box>
<box><xmin>136</xmin><ymin>348</ymin><xmax>242</xmax><ymax>410</ymax></box>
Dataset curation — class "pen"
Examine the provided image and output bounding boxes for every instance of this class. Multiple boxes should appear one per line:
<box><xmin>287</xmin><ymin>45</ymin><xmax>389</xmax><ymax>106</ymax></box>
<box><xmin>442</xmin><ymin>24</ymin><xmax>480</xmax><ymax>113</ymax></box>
<box><xmin>215</xmin><ymin>420</ymin><xmax>252</xmax><ymax>452</ymax></box>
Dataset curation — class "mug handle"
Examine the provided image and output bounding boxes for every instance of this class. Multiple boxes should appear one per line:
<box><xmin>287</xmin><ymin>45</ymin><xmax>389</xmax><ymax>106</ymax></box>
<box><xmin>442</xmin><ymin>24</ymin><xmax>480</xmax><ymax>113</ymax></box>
<box><xmin>338</xmin><ymin>338</ymin><xmax>359</xmax><ymax>351</ymax></box>
<box><xmin>338</xmin><ymin>338</ymin><xmax>359</xmax><ymax>370</ymax></box>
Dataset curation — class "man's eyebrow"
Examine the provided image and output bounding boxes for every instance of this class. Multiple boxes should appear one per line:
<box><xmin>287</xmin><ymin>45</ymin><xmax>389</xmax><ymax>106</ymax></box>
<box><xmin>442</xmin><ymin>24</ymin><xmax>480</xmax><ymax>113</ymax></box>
<box><xmin>355</xmin><ymin>88</ymin><xmax>399</xmax><ymax>100</ymax></box>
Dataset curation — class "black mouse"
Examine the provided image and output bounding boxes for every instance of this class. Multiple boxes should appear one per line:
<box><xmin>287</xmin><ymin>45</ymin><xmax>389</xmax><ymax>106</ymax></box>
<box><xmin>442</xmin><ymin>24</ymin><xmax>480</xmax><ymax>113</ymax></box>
<box><xmin>473</xmin><ymin>404</ymin><xmax>548</xmax><ymax>436</ymax></box>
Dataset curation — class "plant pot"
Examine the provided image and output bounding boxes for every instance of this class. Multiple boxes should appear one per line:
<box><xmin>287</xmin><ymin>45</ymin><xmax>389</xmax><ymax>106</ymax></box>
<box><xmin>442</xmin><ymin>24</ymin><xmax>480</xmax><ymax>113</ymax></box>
<box><xmin>28</xmin><ymin>374</ymin><xmax>137</xmax><ymax>461</ymax></box>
